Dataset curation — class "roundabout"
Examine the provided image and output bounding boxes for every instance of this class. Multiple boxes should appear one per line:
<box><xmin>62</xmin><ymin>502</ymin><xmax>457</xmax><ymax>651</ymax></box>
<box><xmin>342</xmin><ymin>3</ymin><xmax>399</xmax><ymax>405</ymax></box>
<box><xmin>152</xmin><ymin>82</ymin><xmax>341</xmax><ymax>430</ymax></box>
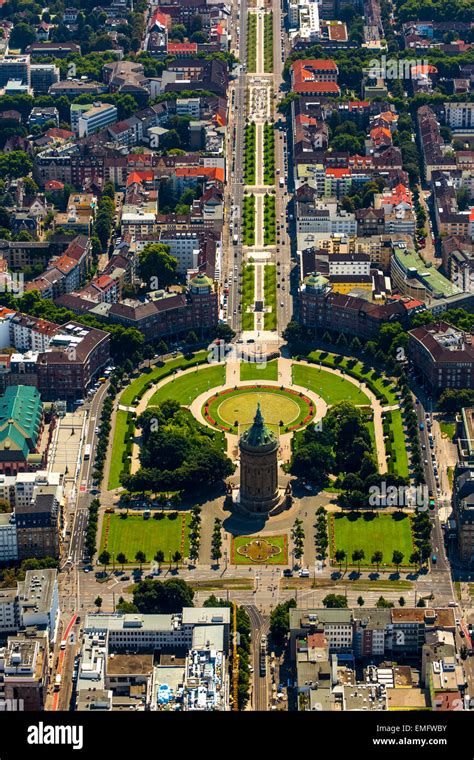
<box><xmin>202</xmin><ymin>385</ymin><xmax>316</xmax><ymax>433</ymax></box>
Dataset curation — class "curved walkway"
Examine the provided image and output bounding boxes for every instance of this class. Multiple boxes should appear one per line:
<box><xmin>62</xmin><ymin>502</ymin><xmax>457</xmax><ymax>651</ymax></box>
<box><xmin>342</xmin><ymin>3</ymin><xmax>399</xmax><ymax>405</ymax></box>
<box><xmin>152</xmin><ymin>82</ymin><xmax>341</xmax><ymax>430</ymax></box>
<box><xmin>124</xmin><ymin>353</ymin><xmax>392</xmax><ymax>478</ymax></box>
<box><xmin>287</xmin><ymin>357</ymin><xmax>389</xmax><ymax>473</ymax></box>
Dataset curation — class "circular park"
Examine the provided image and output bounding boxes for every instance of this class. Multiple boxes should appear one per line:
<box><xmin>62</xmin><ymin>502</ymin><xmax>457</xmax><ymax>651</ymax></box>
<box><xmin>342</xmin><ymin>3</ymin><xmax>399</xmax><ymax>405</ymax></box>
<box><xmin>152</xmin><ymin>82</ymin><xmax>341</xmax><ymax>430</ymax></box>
<box><xmin>202</xmin><ymin>385</ymin><xmax>316</xmax><ymax>433</ymax></box>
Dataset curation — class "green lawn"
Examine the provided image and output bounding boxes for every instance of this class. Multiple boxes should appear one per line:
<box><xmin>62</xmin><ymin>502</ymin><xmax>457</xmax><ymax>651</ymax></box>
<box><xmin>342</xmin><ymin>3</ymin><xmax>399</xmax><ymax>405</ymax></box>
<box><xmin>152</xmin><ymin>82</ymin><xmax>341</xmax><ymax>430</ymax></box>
<box><xmin>232</xmin><ymin>534</ymin><xmax>287</xmax><ymax>565</ymax></box>
<box><xmin>263</xmin><ymin>122</ymin><xmax>275</xmax><ymax>184</ymax></box>
<box><xmin>100</xmin><ymin>512</ymin><xmax>191</xmax><ymax>562</ymax></box>
<box><xmin>439</xmin><ymin>420</ymin><xmax>455</xmax><ymax>440</ymax></box>
<box><xmin>292</xmin><ymin>364</ymin><xmax>370</xmax><ymax>405</ymax></box>
<box><xmin>242</xmin><ymin>262</ymin><xmax>255</xmax><ymax>330</ymax></box>
<box><xmin>247</xmin><ymin>12</ymin><xmax>257</xmax><ymax>72</ymax></box>
<box><xmin>120</xmin><ymin>351</ymin><xmax>208</xmax><ymax>407</ymax></box>
<box><xmin>263</xmin><ymin>193</ymin><xmax>276</xmax><ymax>245</ymax></box>
<box><xmin>244</xmin><ymin>121</ymin><xmax>256</xmax><ymax>184</ymax></box>
<box><xmin>331</xmin><ymin>512</ymin><xmax>414</xmax><ymax>568</ymax></box>
<box><xmin>242</xmin><ymin>194</ymin><xmax>256</xmax><ymax>246</ymax></box>
<box><xmin>148</xmin><ymin>364</ymin><xmax>225</xmax><ymax>407</ymax></box>
<box><xmin>240</xmin><ymin>358</ymin><xmax>278</xmax><ymax>381</ymax></box>
<box><xmin>263</xmin><ymin>12</ymin><xmax>273</xmax><ymax>73</ymax></box>
<box><xmin>264</xmin><ymin>264</ymin><xmax>277</xmax><ymax>330</ymax></box>
<box><xmin>108</xmin><ymin>409</ymin><xmax>130</xmax><ymax>490</ymax></box>
<box><xmin>205</xmin><ymin>386</ymin><xmax>314</xmax><ymax>433</ymax></box>
<box><xmin>307</xmin><ymin>350</ymin><xmax>399</xmax><ymax>405</ymax></box>
<box><xmin>366</xmin><ymin>418</ymin><xmax>376</xmax><ymax>459</ymax></box>
<box><xmin>388</xmin><ymin>410</ymin><xmax>410</xmax><ymax>478</ymax></box>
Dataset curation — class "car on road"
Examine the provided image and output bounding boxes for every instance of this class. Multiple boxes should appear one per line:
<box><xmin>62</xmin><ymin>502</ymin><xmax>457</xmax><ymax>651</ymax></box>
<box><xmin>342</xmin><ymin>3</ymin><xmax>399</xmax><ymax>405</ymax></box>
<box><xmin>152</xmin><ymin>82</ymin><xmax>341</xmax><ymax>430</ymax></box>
<box><xmin>283</xmin><ymin>569</ymin><xmax>293</xmax><ymax>577</ymax></box>
<box><xmin>299</xmin><ymin>568</ymin><xmax>310</xmax><ymax>577</ymax></box>
<box><xmin>83</xmin><ymin>568</ymin><xmax>90</xmax><ymax>573</ymax></box>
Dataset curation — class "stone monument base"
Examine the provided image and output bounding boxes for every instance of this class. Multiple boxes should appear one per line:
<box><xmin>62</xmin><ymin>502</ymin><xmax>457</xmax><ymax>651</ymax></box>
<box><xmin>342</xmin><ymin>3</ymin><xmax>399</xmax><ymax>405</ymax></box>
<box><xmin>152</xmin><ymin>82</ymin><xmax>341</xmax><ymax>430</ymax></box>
<box><xmin>227</xmin><ymin>486</ymin><xmax>292</xmax><ymax>518</ymax></box>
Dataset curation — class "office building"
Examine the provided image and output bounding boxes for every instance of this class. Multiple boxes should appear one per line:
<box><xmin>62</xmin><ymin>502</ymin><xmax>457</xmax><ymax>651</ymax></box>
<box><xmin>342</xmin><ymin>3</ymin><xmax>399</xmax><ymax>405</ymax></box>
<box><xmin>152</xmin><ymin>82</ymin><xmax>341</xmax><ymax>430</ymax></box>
<box><xmin>78</xmin><ymin>103</ymin><xmax>118</xmax><ymax>138</ymax></box>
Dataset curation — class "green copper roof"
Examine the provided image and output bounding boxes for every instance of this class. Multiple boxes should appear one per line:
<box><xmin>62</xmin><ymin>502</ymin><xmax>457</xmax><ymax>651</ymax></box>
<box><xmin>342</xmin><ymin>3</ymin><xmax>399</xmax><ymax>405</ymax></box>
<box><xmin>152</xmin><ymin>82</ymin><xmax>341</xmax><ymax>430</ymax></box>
<box><xmin>240</xmin><ymin>402</ymin><xmax>278</xmax><ymax>449</ymax></box>
<box><xmin>304</xmin><ymin>271</ymin><xmax>329</xmax><ymax>289</ymax></box>
<box><xmin>0</xmin><ymin>386</ymin><xmax>43</xmax><ymax>459</ymax></box>
<box><xmin>189</xmin><ymin>272</ymin><xmax>212</xmax><ymax>290</ymax></box>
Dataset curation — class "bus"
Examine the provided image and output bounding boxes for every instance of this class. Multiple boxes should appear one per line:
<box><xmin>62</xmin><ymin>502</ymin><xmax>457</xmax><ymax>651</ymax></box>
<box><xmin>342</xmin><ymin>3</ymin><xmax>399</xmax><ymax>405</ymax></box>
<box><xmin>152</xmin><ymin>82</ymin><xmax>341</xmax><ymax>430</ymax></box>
<box><xmin>84</xmin><ymin>444</ymin><xmax>91</xmax><ymax>460</ymax></box>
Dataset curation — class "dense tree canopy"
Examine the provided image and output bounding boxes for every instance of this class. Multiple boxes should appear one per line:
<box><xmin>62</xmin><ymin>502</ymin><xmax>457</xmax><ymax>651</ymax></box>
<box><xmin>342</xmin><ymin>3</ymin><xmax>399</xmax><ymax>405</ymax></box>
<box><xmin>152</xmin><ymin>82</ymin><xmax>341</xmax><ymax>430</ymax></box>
<box><xmin>138</xmin><ymin>243</ymin><xmax>178</xmax><ymax>289</ymax></box>
<box><xmin>131</xmin><ymin>578</ymin><xmax>194</xmax><ymax>613</ymax></box>
<box><xmin>123</xmin><ymin>402</ymin><xmax>235</xmax><ymax>493</ymax></box>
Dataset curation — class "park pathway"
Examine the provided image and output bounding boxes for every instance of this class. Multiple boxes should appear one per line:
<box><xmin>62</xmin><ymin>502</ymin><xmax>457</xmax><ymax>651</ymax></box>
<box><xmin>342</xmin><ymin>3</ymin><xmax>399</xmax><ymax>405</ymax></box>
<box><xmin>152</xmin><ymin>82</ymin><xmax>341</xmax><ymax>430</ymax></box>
<box><xmin>110</xmin><ymin>354</ymin><xmax>392</xmax><ymax>496</ymax></box>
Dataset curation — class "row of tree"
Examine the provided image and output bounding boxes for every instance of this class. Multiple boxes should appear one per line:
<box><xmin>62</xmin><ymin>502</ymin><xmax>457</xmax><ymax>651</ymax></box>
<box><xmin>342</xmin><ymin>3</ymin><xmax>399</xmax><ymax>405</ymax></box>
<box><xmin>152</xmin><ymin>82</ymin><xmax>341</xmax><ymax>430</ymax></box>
<box><xmin>98</xmin><ymin>547</ymin><xmax>182</xmax><ymax>573</ymax></box>
<box><xmin>188</xmin><ymin>507</ymin><xmax>201</xmax><ymax>564</ymax></box>
<box><xmin>315</xmin><ymin>507</ymin><xmax>328</xmax><ymax>563</ymax></box>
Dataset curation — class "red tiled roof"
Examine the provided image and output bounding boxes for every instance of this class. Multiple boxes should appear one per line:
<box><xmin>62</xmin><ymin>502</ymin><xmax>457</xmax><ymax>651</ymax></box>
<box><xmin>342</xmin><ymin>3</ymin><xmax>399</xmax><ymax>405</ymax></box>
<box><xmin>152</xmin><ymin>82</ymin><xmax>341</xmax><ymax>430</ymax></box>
<box><xmin>126</xmin><ymin>170</ymin><xmax>156</xmax><ymax>187</ymax></box>
<box><xmin>45</xmin><ymin>180</ymin><xmax>64</xmax><ymax>191</ymax></box>
<box><xmin>292</xmin><ymin>58</ymin><xmax>338</xmax><ymax>73</ymax></box>
<box><xmin>325</xmin><ymin>167</ymin><xmax>351</xmax><ymax>178</ymax></box>
<box><xmin>175</xmin><ymin>166</ymin><xmax>225</xmax><ymax>182</ymax></box>
<box><xmin>94</xmin><ymin>275</ymin><xmax>115</xmax><ymax>289</ymax></box>
<box><xmin>167</xmin><ymin>42</ymin><xmax>198</xmax><ymax>54</ymax></box>
<box><xmin>295</xmin><ymin>81</ymin><xmax>340</xmax><ymax>94</ymax></box>
<box><xmin>53</xmin><ymin>254</ymin><xmax>77</xmax><ymax>275</ymax></box>
<box><xmin>46</xmin><ymin>127</ymin><xmax>74</xmax><ymax>140</ymax></box>
<box><xmin>411</xmin><ymin>64</ymin><xmax>438</xmax><ymax>76</ymax></box>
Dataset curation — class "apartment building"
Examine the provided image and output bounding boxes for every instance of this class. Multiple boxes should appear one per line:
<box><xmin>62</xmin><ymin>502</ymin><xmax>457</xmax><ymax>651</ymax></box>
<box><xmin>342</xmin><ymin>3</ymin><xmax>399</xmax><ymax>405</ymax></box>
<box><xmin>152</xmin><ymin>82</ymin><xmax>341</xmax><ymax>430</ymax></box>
<box><xmin>2</xmin><ymin>634</ymin><xmax>49</xmax><ymax>710</ymax></box>
<box><xmin>0</xmin><ymin>55</ymin><xmax>30</xmax><ymax>88</ymax></box>
<box><xmin>0</xmin><ymin>569</ymin><xmax>58</xmax><ymax>639</ymax></box>
<box><xmin>9</xmin><ymin>314</ymin><xmax>57</xmax><ymax>353</ymax></box>
<box><xmin>15</xmin><ymin>493</ymin><xmax>61</xmax><ymax>560</ymax></box>
<box><xmin>444</xmin><ymin>102</ymin><xmax>474</xmax><ymax>130</ymax></box>
<box><xmin>36</xmin><ymin>321</ymin><xmax>110</xmax><ymax>403</ymax></box>
<box><xmin>408</xmin><ymin>321</ymin><xmax>474</xmax><ymax>390</ymax></box>
<box><xmin>0</xmin><ymin>471</ymin><xmax>63</xmax><ymax>511</ymax></box>
<box><xmin>0</xmin><ymin>513</ymin><xmax>17</xmax><ymax>563</ymax></box>
<box><xmin>452</xmin><ymin>467</ymin><xmax>474</xmax><ymax>565</ymax></box>
<box><xmin>296</xmin><ymin>199</ymin><xmax>357</xmax><ymax>236</ymax></box>
<box><xmin>299</xmin><ymin>274</ymin><xmax>407</xmax><ymax>338</ymax></box>
<box><xmin>289</xmin><ymin>608</ymin><xmax>354</xmax><ymax>654</ymax></box>
<box><xmin>17</xmin><ymin>569</ymin><xmax>59</xmax><ymax>635</ymax></box>
<box><xmin>0</xmin><ymin>588</ymin><xmax>19</xmax><ymax>634</ymax></box>
<box><xmin>30</xmin><ymin>63</ymin><xmax>59</xmax><ymax>94</ymax></box>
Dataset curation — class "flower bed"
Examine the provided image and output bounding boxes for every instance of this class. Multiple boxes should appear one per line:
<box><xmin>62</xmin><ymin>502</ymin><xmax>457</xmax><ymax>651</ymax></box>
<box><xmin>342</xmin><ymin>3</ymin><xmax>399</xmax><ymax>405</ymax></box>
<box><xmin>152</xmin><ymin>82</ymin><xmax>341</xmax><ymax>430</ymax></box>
<box><xmin>202</xmin><ymin>385</ymin><xmax>316</xmax><ymax>433</ymax></box>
